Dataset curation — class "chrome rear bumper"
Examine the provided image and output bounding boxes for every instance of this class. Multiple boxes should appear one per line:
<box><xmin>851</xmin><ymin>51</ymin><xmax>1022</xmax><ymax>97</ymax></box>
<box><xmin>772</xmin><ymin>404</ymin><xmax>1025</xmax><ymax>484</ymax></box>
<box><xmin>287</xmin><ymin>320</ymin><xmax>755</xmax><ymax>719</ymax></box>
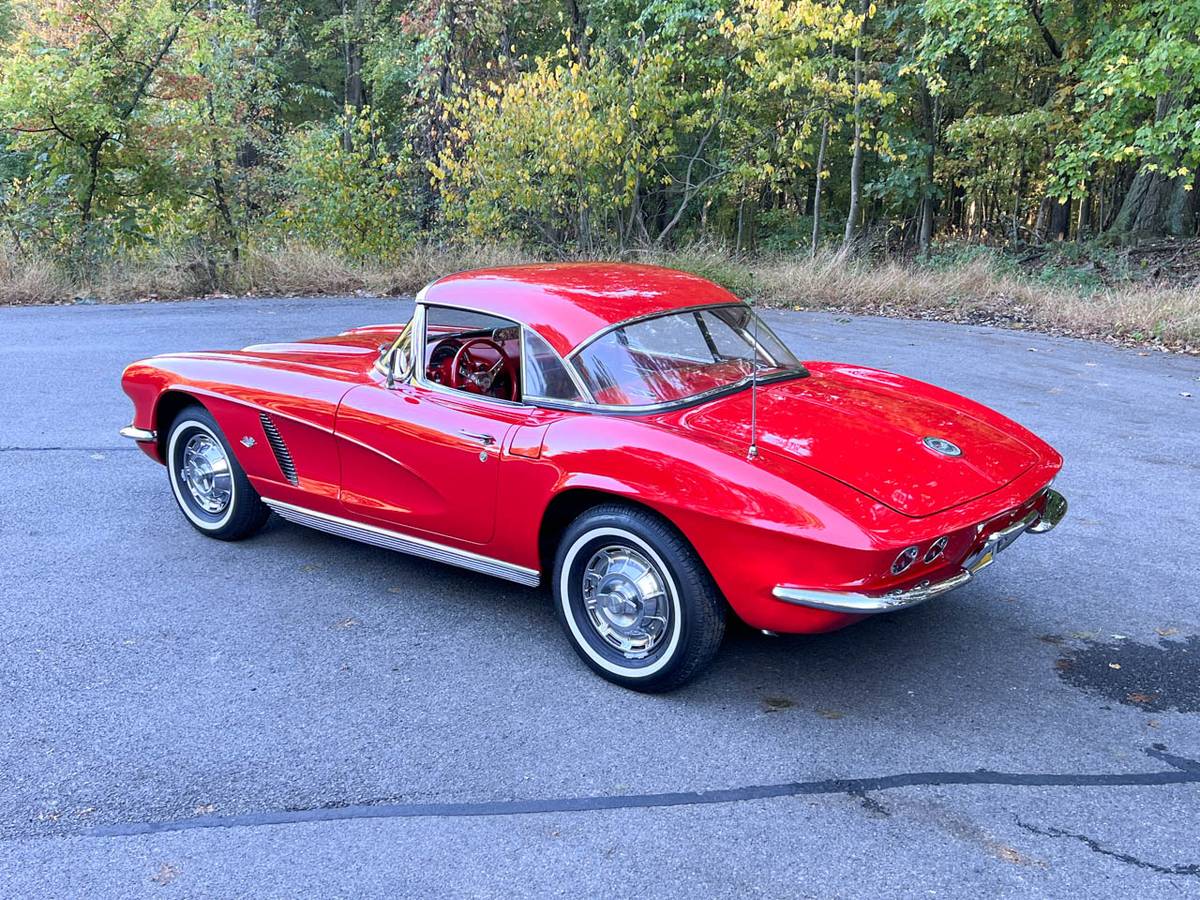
<box><xmin>772</xmin><ymin>488</ymin><xmax>1067</xmax><ymax>615</ymax></box>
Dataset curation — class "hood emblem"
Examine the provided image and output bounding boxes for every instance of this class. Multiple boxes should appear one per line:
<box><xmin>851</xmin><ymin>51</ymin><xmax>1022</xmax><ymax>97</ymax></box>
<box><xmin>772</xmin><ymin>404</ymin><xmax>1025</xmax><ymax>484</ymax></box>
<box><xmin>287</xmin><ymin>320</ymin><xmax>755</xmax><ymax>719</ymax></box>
<box><xmin>923</xmin><ymin>436</ymin><xmax>962</xmax><ymax>457</ymax></box>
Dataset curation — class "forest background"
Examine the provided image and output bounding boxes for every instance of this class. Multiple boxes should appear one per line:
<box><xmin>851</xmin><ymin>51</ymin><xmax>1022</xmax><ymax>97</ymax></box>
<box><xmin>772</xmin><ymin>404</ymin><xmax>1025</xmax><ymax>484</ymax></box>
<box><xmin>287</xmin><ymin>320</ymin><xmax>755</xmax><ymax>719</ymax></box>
<box><xmin>1</xmin><ymin>1</ymin><xmax>1197</xmax><ymax>348</ymax></box>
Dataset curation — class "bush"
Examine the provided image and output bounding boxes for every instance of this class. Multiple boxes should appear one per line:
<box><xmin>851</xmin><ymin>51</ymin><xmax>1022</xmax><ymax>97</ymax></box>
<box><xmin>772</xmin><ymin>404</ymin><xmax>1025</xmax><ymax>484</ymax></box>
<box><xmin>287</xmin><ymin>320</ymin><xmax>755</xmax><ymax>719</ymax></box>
<box><xmin>274</xmin><ymin>109</ymin><xmax>416</xmax><ymax>261</ymax></box>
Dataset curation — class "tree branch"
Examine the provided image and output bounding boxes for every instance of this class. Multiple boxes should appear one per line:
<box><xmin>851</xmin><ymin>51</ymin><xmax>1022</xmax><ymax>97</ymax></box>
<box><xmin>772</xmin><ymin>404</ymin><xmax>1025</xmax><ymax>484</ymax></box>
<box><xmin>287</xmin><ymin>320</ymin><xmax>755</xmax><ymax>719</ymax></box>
<box><xmin>119</xmin><ymin>0</ymin><xmax>204</xmax><ymax>121</ymax></box>
<box><xmin>1027</xmin><ymin>0</ymin><xmax>1063</xmax><ymax>59</ymax></box>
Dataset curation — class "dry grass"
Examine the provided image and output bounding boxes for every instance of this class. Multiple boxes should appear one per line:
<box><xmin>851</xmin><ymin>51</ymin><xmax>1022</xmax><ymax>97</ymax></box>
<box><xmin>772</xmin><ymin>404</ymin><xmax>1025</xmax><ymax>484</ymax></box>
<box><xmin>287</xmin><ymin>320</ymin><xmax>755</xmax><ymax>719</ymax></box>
<box><xmin>360</xmin><ymin>242</ymin><xmax>539</xmax><ymax>295</ymax></box>
<box><xmin>745</xmin><ymin>249</ymin><xmax>1200</xmax><ymax>350</ymax></box>
<box><xmin>1</xmin><ymin>240</ymin><xmax>1196</xmax><ymax>351</ymax></box>
<box><xmin>236</xmin><ymin>243</ymin><xmax>371</xmax><ymax>296</ymax></box>
<box><xmin>0</xmin><ymin>246</ymin><xmax>69</xmax><ymax>305</ymax></box>
<box><xmin>235</xmin><ymin>242</ymin><xmax>541</xmax><ymax>296</ymax></box>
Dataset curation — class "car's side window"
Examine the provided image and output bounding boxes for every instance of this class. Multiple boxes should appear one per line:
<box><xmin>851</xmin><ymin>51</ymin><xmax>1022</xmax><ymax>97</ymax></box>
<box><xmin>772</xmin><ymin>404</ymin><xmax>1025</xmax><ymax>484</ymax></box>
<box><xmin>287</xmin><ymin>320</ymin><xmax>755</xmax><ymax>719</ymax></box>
<box><xmin>523</xmin><ymin>330</ymin><xmax>584</xmax><ymax>402</ymax></box>
<box><xmin>422</xmin><ymin>306</ymin><xmax>523</xmax><ymax>403</ymax></box>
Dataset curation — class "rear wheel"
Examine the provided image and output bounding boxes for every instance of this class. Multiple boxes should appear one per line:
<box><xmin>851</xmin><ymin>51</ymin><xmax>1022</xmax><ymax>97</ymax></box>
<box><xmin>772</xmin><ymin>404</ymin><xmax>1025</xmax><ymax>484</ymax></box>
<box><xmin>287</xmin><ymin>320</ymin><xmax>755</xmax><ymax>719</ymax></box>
<box><xmin>552</xmin><ymin>504</ymin><xmax>725</xmax><ymax>692</ymax></box>
<box><xmin>166</xmin><ymin>405</ymin><xmax>270</xmax><ymax>541</ymax></box>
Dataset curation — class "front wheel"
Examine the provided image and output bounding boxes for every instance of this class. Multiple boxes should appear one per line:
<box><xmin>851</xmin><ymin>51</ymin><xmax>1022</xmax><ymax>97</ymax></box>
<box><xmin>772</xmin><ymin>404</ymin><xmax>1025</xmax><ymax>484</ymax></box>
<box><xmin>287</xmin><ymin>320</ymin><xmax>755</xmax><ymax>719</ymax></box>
<box><xmin>166</xmin><ymin>405</ymin><xmax>271</xmax><ymax>541</ymax></box>
<box><xmin>552</xmin><ymin>504</ymin><xmax>725</xmax><ymax>692</ymax></box>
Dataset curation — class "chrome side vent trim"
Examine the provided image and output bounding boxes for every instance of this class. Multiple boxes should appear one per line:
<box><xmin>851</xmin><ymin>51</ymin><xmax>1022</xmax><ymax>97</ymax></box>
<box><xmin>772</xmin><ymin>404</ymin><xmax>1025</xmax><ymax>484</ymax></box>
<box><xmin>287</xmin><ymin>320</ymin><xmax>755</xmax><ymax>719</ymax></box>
<box><xmin>262</xmin><ymin>499</ymin><xmax>541</xmax><ymax>587</ymax></box>
<box><xmin>259</xmin><ymin>413</ymin><xmax>299</xmax><ymax>485</ymax></box>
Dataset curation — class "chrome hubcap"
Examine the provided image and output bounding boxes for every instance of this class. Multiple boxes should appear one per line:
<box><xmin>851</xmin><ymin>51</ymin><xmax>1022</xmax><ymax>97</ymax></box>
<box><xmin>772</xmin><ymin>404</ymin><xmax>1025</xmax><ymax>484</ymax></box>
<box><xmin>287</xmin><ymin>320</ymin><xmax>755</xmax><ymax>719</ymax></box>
<box><xmin>581</xmin><ymin>545</ymin><xmax>670</xmax><ymax>658</ymax></box>
<box><xmin>180</xmin><ymin>433</ymin><xmax>232</xmax><ymax>515</ymax></box>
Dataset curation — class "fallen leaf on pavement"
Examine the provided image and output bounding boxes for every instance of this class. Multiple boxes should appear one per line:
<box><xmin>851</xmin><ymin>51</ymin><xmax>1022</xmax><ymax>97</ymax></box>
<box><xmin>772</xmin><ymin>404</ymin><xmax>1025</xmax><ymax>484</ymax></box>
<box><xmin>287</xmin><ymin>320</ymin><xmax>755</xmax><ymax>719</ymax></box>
<box><xmin>761</xmin><ymin>696</ymin><xmax>795</xmax><ymax>712</ymax></box>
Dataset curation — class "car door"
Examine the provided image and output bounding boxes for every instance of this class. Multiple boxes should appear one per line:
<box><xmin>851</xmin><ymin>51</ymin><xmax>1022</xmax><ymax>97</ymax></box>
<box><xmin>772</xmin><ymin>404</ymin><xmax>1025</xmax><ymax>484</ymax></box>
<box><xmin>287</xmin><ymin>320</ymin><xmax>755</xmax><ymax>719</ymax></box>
<box><xmin>335</xmin><ymin>381</ymin><xmax>532</xmax><ymax>545</ymax></box>
<box><xmin>333</xmin><ymin>308</ymin><xmax>533</xmax><ymax>546</ymax></box>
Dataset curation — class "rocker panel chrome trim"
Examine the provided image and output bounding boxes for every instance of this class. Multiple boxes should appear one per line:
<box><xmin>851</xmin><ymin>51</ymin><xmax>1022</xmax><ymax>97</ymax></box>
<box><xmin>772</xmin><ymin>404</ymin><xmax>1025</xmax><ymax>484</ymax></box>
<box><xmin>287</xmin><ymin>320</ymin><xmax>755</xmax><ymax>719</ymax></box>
<box><xmin>263</xmin><ymin>499</ymin><xmax>541</xmax><ymax>587</ymax></box>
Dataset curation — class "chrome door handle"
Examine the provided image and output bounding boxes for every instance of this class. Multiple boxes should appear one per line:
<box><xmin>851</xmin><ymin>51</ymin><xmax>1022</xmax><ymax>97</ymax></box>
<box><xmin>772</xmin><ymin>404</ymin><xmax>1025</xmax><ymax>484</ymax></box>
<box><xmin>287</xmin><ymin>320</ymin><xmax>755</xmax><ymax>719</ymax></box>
<box><xmin>459</xmin><ymin>430</ymin><xmax>496</xmax><ymax>445</ymax></box>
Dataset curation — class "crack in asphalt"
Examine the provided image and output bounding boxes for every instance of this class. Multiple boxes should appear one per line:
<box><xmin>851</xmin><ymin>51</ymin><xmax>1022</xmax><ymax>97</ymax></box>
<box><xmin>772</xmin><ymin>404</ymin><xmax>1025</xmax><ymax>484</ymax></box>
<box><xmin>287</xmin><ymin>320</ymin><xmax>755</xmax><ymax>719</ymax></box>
<box><xmin>0</xmin><ymin>446</ymin><xmax>136</xmax><ymax>453</ymax></box>
<box><xmin>33</xmin><ymin>746</ymin><xmax>1196</xmax><ymax>841</ymax></box>
<box><xmin>1016</xmin><ymin>820</ymin><xmax>1200</xmax><ymax>878</ymax></box>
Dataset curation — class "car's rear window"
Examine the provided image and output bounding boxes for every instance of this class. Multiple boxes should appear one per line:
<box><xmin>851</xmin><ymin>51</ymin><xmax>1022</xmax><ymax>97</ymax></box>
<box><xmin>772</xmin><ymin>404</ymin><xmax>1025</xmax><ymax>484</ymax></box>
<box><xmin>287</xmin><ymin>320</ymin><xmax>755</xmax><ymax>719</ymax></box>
<box><xmin>572</xmin><ymin>305</ymin><xmax>804</xmax><ymax>408</ymax></box>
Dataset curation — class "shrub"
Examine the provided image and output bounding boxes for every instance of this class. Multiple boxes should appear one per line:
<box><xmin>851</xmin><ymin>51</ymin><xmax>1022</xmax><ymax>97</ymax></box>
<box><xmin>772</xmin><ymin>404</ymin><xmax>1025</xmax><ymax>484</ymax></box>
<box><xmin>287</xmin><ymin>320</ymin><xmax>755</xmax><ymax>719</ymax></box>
<box><xmin>274</xmin><ymin>109</ymin><xmax>416</xmax><ymax>261</ymax></box>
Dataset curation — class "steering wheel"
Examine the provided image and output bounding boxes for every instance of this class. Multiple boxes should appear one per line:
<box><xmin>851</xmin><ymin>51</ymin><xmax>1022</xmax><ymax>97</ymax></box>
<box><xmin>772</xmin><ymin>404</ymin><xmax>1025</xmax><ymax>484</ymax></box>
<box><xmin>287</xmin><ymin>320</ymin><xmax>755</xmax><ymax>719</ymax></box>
<box><xmin>448</xmin><ymin>337</ymin><xmax>518</xmax><ymax>401</ymax></box>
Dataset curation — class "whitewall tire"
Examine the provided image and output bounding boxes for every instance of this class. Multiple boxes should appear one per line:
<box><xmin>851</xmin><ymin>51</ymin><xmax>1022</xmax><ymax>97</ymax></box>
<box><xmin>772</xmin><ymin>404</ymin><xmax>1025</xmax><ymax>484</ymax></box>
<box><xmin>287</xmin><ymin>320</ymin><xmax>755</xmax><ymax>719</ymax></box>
<box><xmin>552</xmin><ymin>504</ymin><xmax>725</xmax><ymax>692</ymax></box>
<box><xmin>166</xmin><ymin>405</ymin><xmax>271</xmax><ymax>541</ymax></box>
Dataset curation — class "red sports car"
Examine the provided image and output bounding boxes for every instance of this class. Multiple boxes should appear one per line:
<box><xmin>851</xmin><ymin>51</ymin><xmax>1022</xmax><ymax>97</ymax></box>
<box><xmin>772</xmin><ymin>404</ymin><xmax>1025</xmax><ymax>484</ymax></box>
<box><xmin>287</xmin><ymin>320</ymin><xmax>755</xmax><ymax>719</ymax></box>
<box><xmin>120</xmin><ymin>264</ymin><xmax>1066</xmax><ymax>691</ymax></box>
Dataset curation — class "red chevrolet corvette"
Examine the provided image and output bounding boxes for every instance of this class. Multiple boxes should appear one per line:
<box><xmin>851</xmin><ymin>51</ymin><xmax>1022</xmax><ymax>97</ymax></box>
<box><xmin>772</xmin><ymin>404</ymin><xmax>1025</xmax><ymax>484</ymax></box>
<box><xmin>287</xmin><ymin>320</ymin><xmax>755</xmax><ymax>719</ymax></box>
<box><xmin>120</xmin><ymin>264</ymin><xmax>1066</xmax><ymax>690</ymax></box>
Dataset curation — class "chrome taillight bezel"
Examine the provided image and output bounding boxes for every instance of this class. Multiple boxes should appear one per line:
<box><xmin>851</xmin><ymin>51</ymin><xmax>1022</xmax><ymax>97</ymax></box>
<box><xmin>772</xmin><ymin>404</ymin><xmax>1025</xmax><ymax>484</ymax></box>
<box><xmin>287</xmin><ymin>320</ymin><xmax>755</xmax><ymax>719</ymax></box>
<box><xmin>923</xmin><ymin>536</ymin><xmax>949</xmax><ymax>564</ymax></box>
<box><xmin>890</xmin><ymin>545</ymin><xmax>920</xmax><ymax>575</ymax></box>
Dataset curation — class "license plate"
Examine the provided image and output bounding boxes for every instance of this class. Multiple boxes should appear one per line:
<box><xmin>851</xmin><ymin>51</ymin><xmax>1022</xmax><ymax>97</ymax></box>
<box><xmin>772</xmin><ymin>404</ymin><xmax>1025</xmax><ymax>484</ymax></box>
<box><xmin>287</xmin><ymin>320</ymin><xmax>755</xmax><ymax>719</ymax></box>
<box><xmin>969</xmin><ymin>548</ymin><xmax>995</xmax><ymax>573</ymax></box>
<box><xmin>996</xmin><ymin>528</ymin><xmax>1024</xmax><ymax>554</ymax></box>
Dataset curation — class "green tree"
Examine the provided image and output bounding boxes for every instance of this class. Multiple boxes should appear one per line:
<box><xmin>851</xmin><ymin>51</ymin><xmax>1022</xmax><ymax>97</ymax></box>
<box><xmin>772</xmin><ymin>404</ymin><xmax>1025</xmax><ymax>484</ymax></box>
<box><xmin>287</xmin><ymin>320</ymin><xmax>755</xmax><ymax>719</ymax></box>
<box><xmin>0</xmin><ymin>0</ymin><xmax>265</xmax><ymax>259</ymax></box>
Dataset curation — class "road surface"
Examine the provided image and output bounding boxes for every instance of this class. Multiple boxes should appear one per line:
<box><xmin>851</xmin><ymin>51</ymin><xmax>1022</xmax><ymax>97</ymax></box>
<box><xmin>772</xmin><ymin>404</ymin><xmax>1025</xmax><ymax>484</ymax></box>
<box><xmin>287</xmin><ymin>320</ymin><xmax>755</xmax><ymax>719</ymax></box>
<box><xmin>1</xmin><ymin>296</ymin><xmax>1198</xmax><ymax>897</ymax></box>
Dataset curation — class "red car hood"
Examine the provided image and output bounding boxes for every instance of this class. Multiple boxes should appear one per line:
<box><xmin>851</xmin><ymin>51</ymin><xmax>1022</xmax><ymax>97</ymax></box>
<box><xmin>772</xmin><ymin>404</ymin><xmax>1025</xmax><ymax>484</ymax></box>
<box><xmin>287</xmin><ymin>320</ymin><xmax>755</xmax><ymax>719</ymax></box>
<box><xmin>174</xmin><ymin>325</ymin><xmax>406</xmax><ymax>376</ymax></box>
<box><xmin>674</xmin><ymin>363</ymin><xmax>1040</xmax><ymax>517</ymax></box>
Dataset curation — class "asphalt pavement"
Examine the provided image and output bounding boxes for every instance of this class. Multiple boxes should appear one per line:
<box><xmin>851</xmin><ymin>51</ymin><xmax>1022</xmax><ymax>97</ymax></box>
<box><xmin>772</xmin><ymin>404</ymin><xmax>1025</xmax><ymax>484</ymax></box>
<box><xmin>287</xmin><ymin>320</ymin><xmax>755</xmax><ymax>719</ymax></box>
<box><xmin>1</xmin><ymin>295</ymin><xmax>1198</xmax><ymax>898</ymax></box>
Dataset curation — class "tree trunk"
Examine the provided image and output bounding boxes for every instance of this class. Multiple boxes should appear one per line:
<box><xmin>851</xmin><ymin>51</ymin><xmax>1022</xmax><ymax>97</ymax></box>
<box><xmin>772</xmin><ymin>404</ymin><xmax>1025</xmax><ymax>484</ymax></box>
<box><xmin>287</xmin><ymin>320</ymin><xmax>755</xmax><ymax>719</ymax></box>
<box><xmin>1109</xmin><ymin>92</ymin><xmax>1197</xmax><ymax>239</ymax></box>
<box><xmin>842</xmin><ymin>0</ymin><xmax>866</xmax><ymax>249</ymax></box>
<box><xmin>1033</xmin><ymin>198</ymin><xmax>1049</xmax><ymax>241</ymax></box>
<box><xmin>1165</xmin><ymin>173</ymin><xmax>1198</xmax><ymax>236</ymax></box>
<box><xmin>1112</xmin><ymin>170</ymin><xmax>1196</xmax><ymax>239</ymax></box>
<box><xmin>811</xmin><ymin>113</ymin><xmax>830</xmax><ymax>257</ymax></box>
<box><xmin>1047</xmin><ymin>197</ymin><xmax>1071</xmax><ymax>240</ymax></box>
<box><xmin>564</xmin><ymin>0</ymin><xmax>589</xmax><ymax>64</ymax></box>
<box><xmin>917</xmin><ymin>84</ymin><xmax>937</xmax><ymax>256</ymax></box>
<box><xmin>79</xmin><ymin>137</ymin><xmax>106</xmax><ymax>227</ymax></box>
<box><xmin>1075</xmin><ymin>190</ymin><xmax>1091</xmax><ymax>240</ymax></box>
<box><xmin>342</xmin><ymin>0</ymin><xmax>368</xmax><ymax>150</ymax></box>
<box><xmin>1011</xmin><ymin>167</ymin><xmax>1026</xmax><ymax>243</ymax></box>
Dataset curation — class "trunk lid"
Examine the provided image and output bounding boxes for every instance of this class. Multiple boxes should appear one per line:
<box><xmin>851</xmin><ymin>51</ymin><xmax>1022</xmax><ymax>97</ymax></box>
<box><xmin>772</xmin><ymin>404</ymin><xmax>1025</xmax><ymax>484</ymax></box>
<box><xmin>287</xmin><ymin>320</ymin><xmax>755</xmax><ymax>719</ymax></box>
<box><xmin>675</xmin><ymin>364</ymin><xmax>1038</xmax><ymax>517</ymax></box>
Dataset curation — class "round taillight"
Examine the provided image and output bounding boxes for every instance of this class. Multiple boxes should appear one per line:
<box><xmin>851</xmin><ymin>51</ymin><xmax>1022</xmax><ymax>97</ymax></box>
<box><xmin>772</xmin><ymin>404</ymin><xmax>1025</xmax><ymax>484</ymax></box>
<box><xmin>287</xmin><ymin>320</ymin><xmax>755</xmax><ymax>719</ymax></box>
<box><xmin>891</xmin><ymin>546</ymin><xmax>920</xmax><ymax>575</ymax></box>
<box><xmin>924</xmin><ymin>537</ymin><xmax>949</xmax><ymax>563</ymax></box>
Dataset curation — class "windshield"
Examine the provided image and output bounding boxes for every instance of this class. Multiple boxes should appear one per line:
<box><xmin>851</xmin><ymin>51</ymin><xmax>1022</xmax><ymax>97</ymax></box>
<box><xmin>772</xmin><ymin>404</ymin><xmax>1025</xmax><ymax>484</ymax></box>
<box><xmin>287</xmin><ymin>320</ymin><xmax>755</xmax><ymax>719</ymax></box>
<box><xmin>572</xmin><ymin>304</ymin><xmax>806</xmax><ymax>408</ymax></box>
